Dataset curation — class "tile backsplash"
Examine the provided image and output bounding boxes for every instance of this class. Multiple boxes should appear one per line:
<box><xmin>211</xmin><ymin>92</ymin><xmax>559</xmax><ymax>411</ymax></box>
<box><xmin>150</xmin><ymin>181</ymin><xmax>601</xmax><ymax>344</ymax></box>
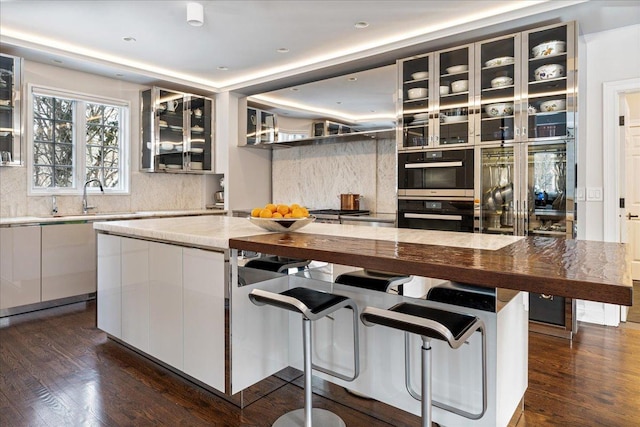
<box><xmin>272</xmin><ymin>138</ymin><xmax>397</xmax><ymax>213</ymax></box>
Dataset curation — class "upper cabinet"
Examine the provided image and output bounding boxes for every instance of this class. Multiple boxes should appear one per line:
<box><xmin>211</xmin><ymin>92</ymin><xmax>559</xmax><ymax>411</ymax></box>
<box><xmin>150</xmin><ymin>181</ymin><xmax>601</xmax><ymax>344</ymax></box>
<box><xmin>0</xmin><ymin>54</ymin><xmax>22</xmax><ymax>166</ymax></box>
<box><xmin>398</xmin><ymin>21</ymin><xmax>576</xmax><ymax>151</ymax></box>
<box><xmin>141</xmin><ymin>87</ymin><xmax>215</xmax><ymax>173</ymax></box>
<box><xmin>246</xmin><ymin>107</ymin><xmax>277</xmax><ymax>146</ymax></box>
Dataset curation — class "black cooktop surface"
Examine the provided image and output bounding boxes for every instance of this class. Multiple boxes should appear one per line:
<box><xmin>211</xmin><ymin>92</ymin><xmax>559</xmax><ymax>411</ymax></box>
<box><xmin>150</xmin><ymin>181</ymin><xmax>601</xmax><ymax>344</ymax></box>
<box><xmin>309</xmin><ymin>209</ymin><xmax>370</xmax><ymax>216</ymax></box>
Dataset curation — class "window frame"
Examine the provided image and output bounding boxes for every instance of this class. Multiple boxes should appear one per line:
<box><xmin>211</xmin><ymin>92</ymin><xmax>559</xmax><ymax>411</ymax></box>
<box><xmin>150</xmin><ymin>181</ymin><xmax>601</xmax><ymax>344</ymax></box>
<box><xmin>27</xmin><ymin>84</ymin><xmax>131</xmax><ymax>196</ymax></box>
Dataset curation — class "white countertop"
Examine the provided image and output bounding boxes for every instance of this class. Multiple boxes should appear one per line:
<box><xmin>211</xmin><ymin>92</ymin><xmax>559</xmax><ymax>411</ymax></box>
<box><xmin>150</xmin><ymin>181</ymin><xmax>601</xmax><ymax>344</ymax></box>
<box><xmin>93</xmin><ymin>215</ymin><xmax>522</xmax><ymax>251</ymax></box>
<box><xmin>1</xmin><ymin>209</ymin><xmax>226</xmax><ymax>227</ymax></box>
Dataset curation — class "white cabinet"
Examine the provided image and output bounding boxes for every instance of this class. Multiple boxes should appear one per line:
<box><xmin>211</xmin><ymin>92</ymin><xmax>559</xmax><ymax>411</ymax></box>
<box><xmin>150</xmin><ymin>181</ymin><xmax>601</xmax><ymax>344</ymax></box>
<box><xmin>0</xmin><ymin>226</ymin><xmax>41</xmax><ymax>310</ymax></box>
<box><xmin>149</xmin><ymin>242</ymin><xmax>183</xmax><ymax>369</ymax></box>
<box><xmin>96</xmin><ymin>233</ymin><xmax>227</xmax><ymax>392</ymax></box>
<box><xmin>121</xmin><ymin>238</ymin><xmax>150</xmax><ymax>352</ymax></box>
<box><xmin>183</xmin><ymin>248</ymin><xmax>226</xmax><ymax>391</ymax></box>
<box><xmin>41</xmin><ymin>222</ymin><xmax>96</xmax><ymax>301</ymax></box>
<box><xmin>97</xmin><ymin>233</ymin><xmax>121</xmax><ymax>338</ymax></box>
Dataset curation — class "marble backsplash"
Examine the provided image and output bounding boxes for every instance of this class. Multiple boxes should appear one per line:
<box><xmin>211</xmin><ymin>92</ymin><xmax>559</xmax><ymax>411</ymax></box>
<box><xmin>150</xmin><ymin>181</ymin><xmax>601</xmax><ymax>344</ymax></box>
<box><xmin>272</xmin><ymin>138</ymin><xmax>397</xmax><ymax>213</ymax></box>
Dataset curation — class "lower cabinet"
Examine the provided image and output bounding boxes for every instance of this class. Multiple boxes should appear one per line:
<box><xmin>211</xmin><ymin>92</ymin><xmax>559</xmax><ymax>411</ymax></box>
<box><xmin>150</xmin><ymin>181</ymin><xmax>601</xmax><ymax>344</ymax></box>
<box><xmin>41</xmin><ymin>222</ymin><xmax>96</xmax><ymax>301</ymax></box>
<box><xmin>0</xmin><ymin>226</ymin><xmax>41</xmax><ymax>310</ymax></box>
<box><xmin>96</xmin><ymin>233</ymin><xmax>226</xmax><ymax>392</ymax></box>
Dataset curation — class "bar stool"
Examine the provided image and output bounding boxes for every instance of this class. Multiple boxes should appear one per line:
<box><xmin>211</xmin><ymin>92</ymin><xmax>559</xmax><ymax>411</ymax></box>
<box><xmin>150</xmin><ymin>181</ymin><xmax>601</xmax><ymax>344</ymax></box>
<box><xmin>361</xmin><ymin>303</ymin><xmax>486</xmax><ymax>427</ymax></box>
<box><xmin>245</xmin><ymin>255</ymin><xmax>311</xmax><ymax>274</ymax></box>
<box><xmin>249</xmin><ymin>287</ymin><xmax>360</xmax><ymax>427</ymax></box>
<box><xmin>335</xmin><ymin>269</ymin><xmax>411</xmax><ymax>295</ymax></box>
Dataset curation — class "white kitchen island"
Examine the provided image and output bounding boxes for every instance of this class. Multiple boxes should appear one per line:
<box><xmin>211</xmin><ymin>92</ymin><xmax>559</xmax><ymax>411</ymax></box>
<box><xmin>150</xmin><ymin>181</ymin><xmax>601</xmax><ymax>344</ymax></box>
<box><xmin>94</xmin><ymin>215</ymin><xmax>534</xmax><ymax>426</ymax></box>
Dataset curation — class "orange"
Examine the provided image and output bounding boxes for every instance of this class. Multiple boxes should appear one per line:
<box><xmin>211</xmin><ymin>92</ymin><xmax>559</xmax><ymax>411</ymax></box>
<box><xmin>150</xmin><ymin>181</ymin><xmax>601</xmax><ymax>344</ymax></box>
<box><xmin>259</xmin><ymin>208</ymin><xmax>273</xmax><ymax>218</ymax></box>
<box><xmin>265</xmin><ymin>203</ymin><xmax>277</xmax><ymax>213</ymax></box>
<box><xmin>284</xmin><ymin>213</ymin><xmax>292</xmax><ymax>218</ymax></box>
<box><xmin>300</xmin><ymin>207</ymin><xmax>309</xmax><ymax>217</ymax></box>
<box><xmin>250</xmin><ymin>207</ymin><xmax>262</xmax><ymax>217</ymax></box>
<box><xmin>291</xmin><ymin>208</ymin><xmax>305</xmax><ymax>218</ymax></box>
<box><xmin>272</xmin><ymin>212</ymin><xmax>283</xmax><ymax>218</ymax></box>
<box><xmin>290</xmin><ymin>203</ymin><xmax>301</xmax><ymax>211</ymax></box>
<box><xmin>277</xmin><ymin>204</ymin><xmax>290</xmax><ymax>216</ymax></box>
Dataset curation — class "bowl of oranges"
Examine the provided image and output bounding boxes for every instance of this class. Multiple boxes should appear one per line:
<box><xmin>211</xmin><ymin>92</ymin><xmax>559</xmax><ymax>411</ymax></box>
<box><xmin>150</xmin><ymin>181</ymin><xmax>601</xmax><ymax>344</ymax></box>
<box><xmin>248</xmin><ymin>203</ymin><xmax>315</xmax><ymax>232</ymax></box>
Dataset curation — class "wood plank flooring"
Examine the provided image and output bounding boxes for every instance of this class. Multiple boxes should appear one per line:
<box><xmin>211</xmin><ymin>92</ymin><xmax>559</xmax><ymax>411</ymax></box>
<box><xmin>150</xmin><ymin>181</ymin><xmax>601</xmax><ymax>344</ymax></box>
<box><xmin>1</xmin><ymin>301</ymin><xmax>639</xmax><ymax>426</ymax></box>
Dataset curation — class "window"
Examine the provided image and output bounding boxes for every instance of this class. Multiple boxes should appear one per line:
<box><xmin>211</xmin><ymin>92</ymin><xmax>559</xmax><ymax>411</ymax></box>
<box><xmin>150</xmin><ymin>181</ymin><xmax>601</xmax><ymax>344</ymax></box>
<box><xmin>29</xmin><ymin>86</ymin><xmax>129</xmax><ymax>194</ymax></box>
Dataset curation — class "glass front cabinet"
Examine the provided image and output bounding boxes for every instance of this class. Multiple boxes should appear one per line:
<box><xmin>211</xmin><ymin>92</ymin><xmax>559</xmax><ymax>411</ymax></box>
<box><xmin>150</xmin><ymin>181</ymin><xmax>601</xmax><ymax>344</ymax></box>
<box><xmin>398</xmin><ymin>21</ymin><xmax>576</xmax><ymax>151</ymax></box>
<box><xmin>246</xmin><ymin>107</ymin><xmax>277</xmax><ymax>146</ymax></box>
<box><xmin>0</xmin><ymin>53</ymin><xmax>22</xmax><ymax>166</ymax></box>
<box><xmin>141</xmin><ymin>87</ymin><xmax>215</xmax><ymax>173</ymax></box>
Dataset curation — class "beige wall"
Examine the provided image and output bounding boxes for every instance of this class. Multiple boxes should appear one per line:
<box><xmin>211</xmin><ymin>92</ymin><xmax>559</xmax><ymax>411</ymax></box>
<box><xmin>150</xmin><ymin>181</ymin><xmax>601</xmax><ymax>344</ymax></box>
<box><xmin>0</xmin><ymin>61</ymin><xmax>214</xmax><ymax>218</ymax></box>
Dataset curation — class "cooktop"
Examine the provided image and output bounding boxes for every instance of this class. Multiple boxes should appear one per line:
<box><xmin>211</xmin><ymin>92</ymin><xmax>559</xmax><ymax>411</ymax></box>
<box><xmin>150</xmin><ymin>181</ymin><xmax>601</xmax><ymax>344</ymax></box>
<box><xmin>309</xmin><ymin>209</ymin><xmax>370</xmax><ymax>216</ymax></box>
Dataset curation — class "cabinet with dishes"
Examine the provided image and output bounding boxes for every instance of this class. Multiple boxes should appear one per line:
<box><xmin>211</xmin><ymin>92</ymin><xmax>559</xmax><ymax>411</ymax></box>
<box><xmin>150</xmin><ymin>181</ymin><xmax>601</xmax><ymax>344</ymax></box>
<box><xmin>398</xmin><ymin>22</ymin><xmax>576</xmax><ymax>150</ymax></box>
<box><xmin>141</xmin><ymin>87</ymin><xmax>215</xmax><ymax>173</ymax></box>
<box><xmin>246</xmin><ymin>106</ymin><xmax>277</xmax><ymax>145</ymax></box>
<box><xmin>0</xmin><ymin>53</ymin><xmax>22</xmax><ymax>166</ymax></box>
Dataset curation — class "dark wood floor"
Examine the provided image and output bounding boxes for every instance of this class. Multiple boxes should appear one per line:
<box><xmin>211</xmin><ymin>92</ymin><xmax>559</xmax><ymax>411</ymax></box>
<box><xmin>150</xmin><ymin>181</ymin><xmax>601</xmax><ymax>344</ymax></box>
<box><xmin>1</xmin><ymin>301</ymin><xmax>639</xmax><ymax>426</ymax></box>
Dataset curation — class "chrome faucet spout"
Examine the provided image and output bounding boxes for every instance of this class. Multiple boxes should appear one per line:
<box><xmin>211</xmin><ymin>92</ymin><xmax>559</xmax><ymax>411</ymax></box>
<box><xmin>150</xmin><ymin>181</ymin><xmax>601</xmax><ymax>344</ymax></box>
<box><xmin>82</xmin><ymin>179</ymin><xmax>104</xmax><ymax>214</ymax></box>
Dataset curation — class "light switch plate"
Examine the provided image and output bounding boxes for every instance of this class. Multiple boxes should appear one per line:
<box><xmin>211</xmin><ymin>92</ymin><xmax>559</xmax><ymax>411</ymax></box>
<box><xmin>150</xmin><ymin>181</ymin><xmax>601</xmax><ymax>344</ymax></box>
<box><xmin>586</xmin><ymin>187</ymin><xmax>603</xmax><ymax>201</ymax></box>
<box><xmin>576</xmin><ymin>187</ymin><xmax>585</xmax><ymax>201</ymax></box>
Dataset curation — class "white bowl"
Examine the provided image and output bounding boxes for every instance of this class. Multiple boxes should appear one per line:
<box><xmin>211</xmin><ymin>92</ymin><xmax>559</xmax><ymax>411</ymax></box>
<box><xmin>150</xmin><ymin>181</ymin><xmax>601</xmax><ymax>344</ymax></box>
<box><xmin>411</xmin><ymin>71</ymin><xmax>429</xmax><ymax>80</ymax></box>
<box><xmin>451</xmin><ymin>80</ymin><xmax>469</xmax><ymax>93</ymax></box>
<box><xmin>491</xmin><ymin>76</ymin><xmax>513</xmax><ymax>88</ymax></box>
<box><xmin>485</xmin><ymin>56</ymin><xmax>515</xmax><ymax>67</ymax></box>
<box><xmin>532</xmin><ymin>40</ymin><xmax>566</xmax><ymax>58</ymax></box>
<box><xmin>249</xmin><ymin>216</ymin><xmax>316</xmax><ymax>232</ymax></box>
<box><xmin>534</xmin><ymin>64</ymin><xmax>565</xmax><ymax>81</ymax></box>
<box><xmin>439</xmin><ymin>86</ymin><xmax>450</xmax><ymax>95</ymax></box>
<box><xmin>539</xmin><ymin>99</ymin><xmax>566</xmax><ymax>112</ymax></box>
<box><xmin>407</xmin><ymin>87</ymin><xmax>428</xmax><ymax>99</ymax></box>
<box><xmin>413</xmin><ymin>112</ymin><xmax>429</xmax><ymax>122</ymax></box>
<box><xmin>442</xmin><ymin>115</ymin><xmax>468</xmax><ymax>123</ymax></box>
<box><xmin>160</xmin><ymin>142</ymin><xmax>174</xmax><ymax>151</ymax></box>
<box><xmin>485</xmin><ymin>103</ymin><xmax>514</xmax><ymax>117</ymax></box>
<box><xmin>446</xmin><ymin>65</ymin><xmax>468</xmax><ymax>74</ymax></box>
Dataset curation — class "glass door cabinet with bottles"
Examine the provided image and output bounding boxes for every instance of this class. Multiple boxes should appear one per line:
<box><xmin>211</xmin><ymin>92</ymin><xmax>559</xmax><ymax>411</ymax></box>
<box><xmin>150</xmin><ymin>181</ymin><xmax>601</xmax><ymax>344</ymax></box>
<box><xmin>0</xmin><ymin>54</ymin><xmax>22</xmax><ymax>166</ymax></box>
<box><xmin>246</xmin><ymin>106</ymin><xmax>277</xmax><ymax>145</ymax></box>
<box><xmin>141</xmin><ymin>87</ymin><xmax>215</xmax><ymax>173</ymax></box>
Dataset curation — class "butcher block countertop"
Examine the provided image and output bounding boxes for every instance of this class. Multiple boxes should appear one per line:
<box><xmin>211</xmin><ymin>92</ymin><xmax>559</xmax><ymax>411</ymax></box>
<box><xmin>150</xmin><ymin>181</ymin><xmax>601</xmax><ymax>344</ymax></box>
<box><xmin>230</xmin><ymin>232</ymin><xmax>633</xmax><ymax>306</ymax></box>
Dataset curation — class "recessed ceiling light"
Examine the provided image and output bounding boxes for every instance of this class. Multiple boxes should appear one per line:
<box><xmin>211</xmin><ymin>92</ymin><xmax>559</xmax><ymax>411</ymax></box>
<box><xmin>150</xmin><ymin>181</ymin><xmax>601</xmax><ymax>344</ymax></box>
<box><xmin>290</xmin><ymin>88</ymin><xmax>299</xmax><ymax>91</ymax></box>
<box><xmin>122</xmin><ymin>36</ymin><xmax>136</xmax><ymax>42</ymax></box>
<box><xmin>354</xmin><ymin>21</ymin><xmax>369</xmax><ymax>29</ymax></box>
<box><xmin>277</xmin><ymin>47</ymin><xmax>290</xmax><ymax>53</ymax></box>
<box><xmin>348</xmin><ymin>77</ymin><xmax>357</xmax><ymax>82</ymax></box>
<box><xmin>336</xmin><ymin>101</ymin><xmax>342</xmax><ymax>105</ymax></box>
<box><xmin>52</xmin><ymin>59</ymin><xmax>63</xmax><ymax>64</ymax></box>
<box><xmin>116</xmin><ymin>73</ymin><xmax>124</xmax><ymax>77</ymax></box>
<box><xmin>217</xmin><ymin>66</ymin><xmax>229</xmax><ymax>71</ymax></box>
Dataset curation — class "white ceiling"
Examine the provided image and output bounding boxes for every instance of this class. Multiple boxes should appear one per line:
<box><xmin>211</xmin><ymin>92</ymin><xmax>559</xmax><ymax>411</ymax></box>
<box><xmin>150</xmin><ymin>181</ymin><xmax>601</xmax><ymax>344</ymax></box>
<box><xmin>1</xmin><ymin>0</ymin><xmax>639</xmax><ymax>122</ymax></box>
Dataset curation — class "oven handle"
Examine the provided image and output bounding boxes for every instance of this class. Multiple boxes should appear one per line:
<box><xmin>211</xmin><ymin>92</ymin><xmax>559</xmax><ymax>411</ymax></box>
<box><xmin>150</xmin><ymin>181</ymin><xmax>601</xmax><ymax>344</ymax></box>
<box><xmin>404</xmin><ymin>213</ymin><xmax>463</xmax><ymax>221</ymax></box>
<box><xmin>404</xmin><ymin>161</ymin><xmax>464</xmax><ymax>169</ymax></box>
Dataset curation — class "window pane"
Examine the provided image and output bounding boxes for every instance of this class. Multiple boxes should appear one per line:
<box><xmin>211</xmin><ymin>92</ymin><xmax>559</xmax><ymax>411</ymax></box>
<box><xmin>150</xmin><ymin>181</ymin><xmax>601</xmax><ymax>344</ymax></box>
<box><xmin>55</xmin><ymin>99</ymin><xmax>73</xmax><ymax>121</ymax></box>
<box><xmin>33</xmin><ymin>142</ymin><xmax>54</xmax><ymax>165</ymax></box>
<box><xmin>86</xmin><ymin>145</ymin><xmax>102</xmax><ymax>166</ymax></box>
<box><xmin>33</xmin><ymin>96</ymin><xmax>53</xmax><ymax>119</ymax></box>
<box><xmin>86</xmin><ymin>167</ymin><xmax>101</xmax><ymax>182</ymax></box>
<box><xmin>86</xmin><ymin>104</ymin><xmax>103</xmax><ymax>124</ymax></box>
<box><xmin>56</xmin><ymin>122</ymin><xmax>73</xmax><ymax>143</ymax></box>
<box><xmin>33</xmin><ymin>166</ymin><xmax>53</xmax><ymax>188</ymax></box>
<box><xmin>104</xmin><ymin>127</ymin><xmax>119</xmax><ymax>146</ymax></box>
<box><xmin>54</xmin><ymin>143</ymin><xmax>73</xmax><ymax>166</ymax></box>
<box><xmin>104</xmin><ymin>107</ymin><xmax>119</xmax><ymax>126</ymax></box>
<box><xmin>87</xmin><ymin>124</ymin><xmax>103</xmax><ymax>144</ymax></box>
<box><xmin>104</xmin><ymin>168</ymin><xmax>119</xmax><ymax>188</ymax></box>
<box><xmin>54</xmin><ymin>166</ymin><xmax>73</xmax><ymax>187</ymax></box>
<box><xmin>33</xmin><ymin>119</ymin><xmax>53</xmax><ymax>142</ymax></box>
<box><xmin>103</xmin><ymin>147</ymin><xmax>118</xmax><ymax>167</ymax></box>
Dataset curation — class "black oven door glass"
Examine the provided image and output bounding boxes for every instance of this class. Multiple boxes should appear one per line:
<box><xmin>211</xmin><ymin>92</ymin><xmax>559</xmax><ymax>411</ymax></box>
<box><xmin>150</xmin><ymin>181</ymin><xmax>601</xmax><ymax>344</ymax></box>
<box><xmin>397</xmin><ymin>199</ymin><xmax>474</xmax><ymax>232</ymax></box>
<box><xmin>398</xmin><ymin>149</ymin><xmax>473</xmax><ymax>190</ymax></box>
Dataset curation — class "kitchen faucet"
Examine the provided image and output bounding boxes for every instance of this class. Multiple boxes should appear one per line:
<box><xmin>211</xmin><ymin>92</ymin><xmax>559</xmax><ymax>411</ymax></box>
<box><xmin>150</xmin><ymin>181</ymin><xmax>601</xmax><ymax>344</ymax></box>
<box><xmin>82</xmin><ymin>178</ymin><xmax>104</xmax><ymax>214</ymax></box>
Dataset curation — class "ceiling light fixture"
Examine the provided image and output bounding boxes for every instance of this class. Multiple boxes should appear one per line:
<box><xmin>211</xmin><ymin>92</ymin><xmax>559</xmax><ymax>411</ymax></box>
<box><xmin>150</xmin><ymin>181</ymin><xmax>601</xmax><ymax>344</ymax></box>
<box><xmin>52</xmin><ymin>59</ymin><xmax>63</xmax><ymax>64</ymax></box>
<box><xmin>348</xmin><ymin>77</ymin><xmax>357</xmax><ymax>82</ymax></box>
<box><xmin>277</xmin><ymin>47</ymin><xmax>290</xmax><ymax>53</ymax></box>
<box><xmin>187</xmin><ymin>2</ymin><xmax>204</xmax><ymax>27</ymax></box>
<box><xmin>354</xmin><ymin>21</ymin><xmax>369</xmax><ymax>29</ymax></box>
<box><xmin>122</xmin><ymin>36</ymin><xmax>136</xmax><ymax>42</ymax></box>
<box><xmin>217</xmin><ymin>66</ymin><xmax>229</xmax><ymax>71</ymax></box>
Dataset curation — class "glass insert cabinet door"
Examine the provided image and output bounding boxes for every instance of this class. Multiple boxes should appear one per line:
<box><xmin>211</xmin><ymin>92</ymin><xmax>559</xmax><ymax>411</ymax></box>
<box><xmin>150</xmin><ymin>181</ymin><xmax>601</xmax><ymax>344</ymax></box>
<box><xmin>0</xmin><ymin>54</ymin><xmax>22</xmax><ymax>166</ymax></box>
<box><xmin>477</xmin><ymin>144</ymin><xmax>518</xmax><ymax>235</ymax></box>
<box><xmin>245</xmin><ymin>107</ymin><xmax>277</xmax><ymax>145</ymax></box>
<box><xmin>141</xmin><ymin>87</ymin><xmax>214</xmax><ymax>173</ymax></box>
<box><xmin>399</xmin><ymin>53</ymin><xmax>431</xmax><ymax>150</ymax></box>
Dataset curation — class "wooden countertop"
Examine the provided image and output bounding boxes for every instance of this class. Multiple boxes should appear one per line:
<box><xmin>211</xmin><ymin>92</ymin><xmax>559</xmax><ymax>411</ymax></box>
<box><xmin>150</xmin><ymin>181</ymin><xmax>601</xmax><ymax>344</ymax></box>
<box><xmin>229</xmin><ymin>232</ymin><xmax>633</xmax><ymax>306</ymax></box>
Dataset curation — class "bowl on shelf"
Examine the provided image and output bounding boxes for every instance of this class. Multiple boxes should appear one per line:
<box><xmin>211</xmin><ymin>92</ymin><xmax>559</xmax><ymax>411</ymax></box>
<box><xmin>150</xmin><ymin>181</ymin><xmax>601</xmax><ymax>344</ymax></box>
<box><xmin>534</xmin><ymin>63</ymin><xmax>565</xmax><ymax>81</ymax></box>
<box><xmin>532</xmin><ymin>40</ymin><xmax>566</xmax><ymax>58</ymax></box>
<box><xmin>191</xmin><ymin>161</ymin><xmax>203</xmax><ymax>170</ymax></box>
<box><xmin>484</xmin><ymin>102</ymin><xmax>514</xmax><ymax>117</ymax></box>
<box><xmin>485</xmin><ymin>56</ymin><xmax>514</xmax><ymax>67</ymax></box>
<box><xmin>411</xmin><ymin>71</ymin><xmax>429</xmax><ymax>80</ymax></box>
<box><xmin>451</xmin><ymin>80</ymin><xmax>469</xmax><ymax>93</ymax></box>
<box><xmin>490</xmin><ymin>76</ymin><xmax>513</xmax><ymax>88</ymax></box>
<box><xmin>160</xmin><ymin>142</ymin><xmax>174</xmax><ymax>151</ymax></box>
<box><xmin>407</xmin><ymin>87</ymin><xmax>428</xmax><ymax>99</ymax></box>
<box><xmin>413</xmin><ymin>112</ymin><xmax>429</xmax><ymax>122</ymax></box>
<box><xmin>539</xmin><ymin>99</ymin><xmax>566</xmax><ymax>112</ymax></box>
<box><xmin>249</xmin><ymin>216</ymin><xmax>316</xmax><ymax>232</ymax></box>
<box><xmin>446</xmin><ymin>65</ymin><xmax>468</xmax><ymax>74</ymax></box>
<box><xmin>442</xmin><ymin>114</ymin><xmax>468</xmax><ymax>123</ymax></box>
<box><xmin>439</xmin><ymin>85</ymin><xmax>450</xmax><ymax>95</ymax></box>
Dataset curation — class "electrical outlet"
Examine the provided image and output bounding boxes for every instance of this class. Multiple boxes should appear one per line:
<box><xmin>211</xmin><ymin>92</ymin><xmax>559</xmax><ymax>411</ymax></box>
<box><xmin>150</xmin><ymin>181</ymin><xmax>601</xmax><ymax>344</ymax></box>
<box><xmin>586</xmin><ymin>187</ymin><xmax>603</xmax><ymax>201</ymax></box>
<box><xmin>576</xmin><ymin>187</ymin><xmax>585</xmax><ymax>201</ymax></box>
